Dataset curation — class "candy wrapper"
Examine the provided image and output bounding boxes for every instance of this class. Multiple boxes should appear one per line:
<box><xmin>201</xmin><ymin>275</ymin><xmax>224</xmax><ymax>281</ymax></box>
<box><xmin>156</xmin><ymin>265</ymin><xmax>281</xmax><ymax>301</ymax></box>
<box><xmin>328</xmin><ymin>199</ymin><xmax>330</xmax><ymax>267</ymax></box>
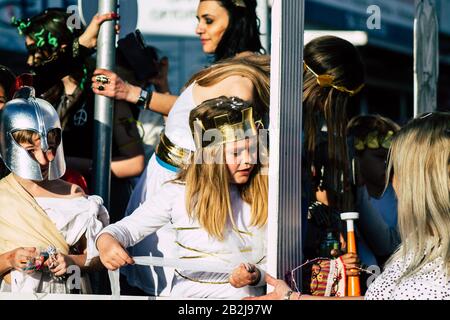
<box><xmin>22</xmin><ymin>245</ymin><xmax>58</xmax><ymax>272</ymax></box>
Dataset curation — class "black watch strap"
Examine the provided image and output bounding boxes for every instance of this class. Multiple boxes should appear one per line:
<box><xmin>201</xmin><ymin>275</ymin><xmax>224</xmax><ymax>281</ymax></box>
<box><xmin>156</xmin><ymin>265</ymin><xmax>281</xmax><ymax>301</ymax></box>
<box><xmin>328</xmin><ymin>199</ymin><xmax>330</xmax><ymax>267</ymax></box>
<box><xmin>136</xmin><ymin>88</ymin><xmax>153</xmax><ymax>110</ymax></box>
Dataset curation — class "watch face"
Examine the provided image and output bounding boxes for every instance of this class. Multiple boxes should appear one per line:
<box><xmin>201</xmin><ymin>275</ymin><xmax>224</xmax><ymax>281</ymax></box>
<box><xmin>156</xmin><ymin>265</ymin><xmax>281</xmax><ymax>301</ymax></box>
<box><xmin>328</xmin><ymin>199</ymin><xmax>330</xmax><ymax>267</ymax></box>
<box><xmin>139</xmin><ymin>89</ymin><xmax>148</xmax><ymax>103</ymax></box>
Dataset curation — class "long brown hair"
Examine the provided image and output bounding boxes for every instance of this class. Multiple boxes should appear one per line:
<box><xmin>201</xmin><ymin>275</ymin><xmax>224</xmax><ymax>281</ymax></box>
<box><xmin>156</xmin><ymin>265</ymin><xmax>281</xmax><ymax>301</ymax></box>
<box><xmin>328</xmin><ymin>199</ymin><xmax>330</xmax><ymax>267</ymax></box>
<box><xmin>303</xmin><ymin>36</ymin><xmax>365</xmax><ymax>212</ymax></box>
<box><xmin>185</xmin><ymin>53</ymin><xmax>270</xmax><ymax>120</ymax></box>
<box><xmin>175</xmin><ymin>97</ymin><xmax>268</xmax><ymax>240</ymax></box>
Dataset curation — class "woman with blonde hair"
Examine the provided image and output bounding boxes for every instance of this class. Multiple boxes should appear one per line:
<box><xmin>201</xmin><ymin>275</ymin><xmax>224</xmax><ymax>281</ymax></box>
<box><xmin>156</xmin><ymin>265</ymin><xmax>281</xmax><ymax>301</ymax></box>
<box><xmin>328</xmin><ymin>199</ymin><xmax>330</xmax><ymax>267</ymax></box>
<box><xmin>364</xmin><ymin>111</ymin><xmax>450</xmax><ymax>299</ymax></box>
<box><xmin>96</xmin><ymin>96</ymin><xmax>268</xmax><ymax>298</ymax></box>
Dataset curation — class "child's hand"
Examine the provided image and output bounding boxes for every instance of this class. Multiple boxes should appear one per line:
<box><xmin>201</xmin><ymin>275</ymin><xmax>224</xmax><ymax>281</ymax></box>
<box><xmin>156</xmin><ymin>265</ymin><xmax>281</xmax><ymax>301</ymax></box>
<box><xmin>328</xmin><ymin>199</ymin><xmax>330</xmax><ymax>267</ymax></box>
<box><xmin>46</xmin><ymin>253</ymin><xmax>73</xmax><ymax>277</ymax></box>
<box><xmin>340</xmin><ymin>253</ymin><xmax>361</xmax><ymax>276</ymax></box>
<box><xmin>229</xmin><ymin>263</ymin><xmax>260</xmax><ymax>288</ymax></box>
<box><xmin>7</xmin><ymin>247</ymin><xmax>37</xmax><ymax>273</ymax></box>
<box><xmin>96</xmin><ymin>233</ymin><xmax>134</xmax><ymax>270</ymax></box>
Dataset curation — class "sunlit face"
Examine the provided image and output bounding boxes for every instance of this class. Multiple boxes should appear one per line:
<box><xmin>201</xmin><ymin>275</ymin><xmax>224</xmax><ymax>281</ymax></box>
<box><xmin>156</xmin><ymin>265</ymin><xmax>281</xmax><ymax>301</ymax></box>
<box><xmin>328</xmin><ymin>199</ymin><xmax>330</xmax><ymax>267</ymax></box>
<box><xmin>195</xmin><ymin>1</ymin><xmax>230</xmax><ymax>54</ymax></box>
<box><xmin>19</xmin><ymin>133</ymin><xmax>57</xmax><ymax>180</ymax></box>
<box><xmin>225</xmin><ymin>138</ymin><xmax>257</xmax><ymax>184</ymax></box>
<box><xmin>0</xmin><ymin>85</ymin><xmax>6</xmax><ymax>110</ymax></box>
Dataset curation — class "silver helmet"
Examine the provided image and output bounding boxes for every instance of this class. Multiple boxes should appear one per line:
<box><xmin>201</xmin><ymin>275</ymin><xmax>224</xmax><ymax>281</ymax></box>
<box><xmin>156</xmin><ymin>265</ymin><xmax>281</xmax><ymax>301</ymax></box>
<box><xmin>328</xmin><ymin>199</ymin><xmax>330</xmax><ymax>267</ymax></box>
<box><xmin>0</xmin><ymin>86</ymin><xmax>65</xmax><ymax>180</ymax></box>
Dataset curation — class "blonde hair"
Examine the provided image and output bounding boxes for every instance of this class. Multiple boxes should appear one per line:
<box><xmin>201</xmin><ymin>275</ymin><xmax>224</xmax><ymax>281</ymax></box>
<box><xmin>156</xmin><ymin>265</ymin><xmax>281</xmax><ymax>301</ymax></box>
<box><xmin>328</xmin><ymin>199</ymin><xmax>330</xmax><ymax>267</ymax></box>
<box><xmin>185</xmin><ymin>54</ymin><xmax>270</xmax><ymax>118</ymax></box>
<box><xmin>175</xmin><ymin>97</ymin><xmax>268</xmax><ymax>240</ymax></box>
<box><xmin>386</xmin><ymin>112</ymin><xmax>450</xmax><ymax>279</ymax></box>
<box><xmin>177</xmin><ymin>146</ymin><xmax>268</xmax><ymax>240</ymax></box>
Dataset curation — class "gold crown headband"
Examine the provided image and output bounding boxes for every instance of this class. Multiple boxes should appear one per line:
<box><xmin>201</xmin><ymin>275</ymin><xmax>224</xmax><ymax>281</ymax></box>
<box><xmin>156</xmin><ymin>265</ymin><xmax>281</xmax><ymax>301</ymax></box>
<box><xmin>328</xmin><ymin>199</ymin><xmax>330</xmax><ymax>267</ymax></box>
<box><xmin>354</xmin><ymin>130</ymin><xmax>394</xmax><ymax>151</ymax></box>
<box><xmin>193</xmin><ymin>106</ymin><xmax>262</xmax><ymax>149</ymax></box>
<box><xmin>303</xmin><ymin>61</ymin><xmax>364</xmax><ymax>97</ymax></box>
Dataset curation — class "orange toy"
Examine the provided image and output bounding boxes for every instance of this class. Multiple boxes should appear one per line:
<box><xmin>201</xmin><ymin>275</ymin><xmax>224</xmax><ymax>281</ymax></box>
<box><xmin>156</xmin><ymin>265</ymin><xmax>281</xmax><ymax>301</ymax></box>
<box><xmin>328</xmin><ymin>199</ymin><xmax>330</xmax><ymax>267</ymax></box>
<box><xmin>340</xmin><ymin>212</ymin><xmax>361</xmax><ymax>296</ymax></box>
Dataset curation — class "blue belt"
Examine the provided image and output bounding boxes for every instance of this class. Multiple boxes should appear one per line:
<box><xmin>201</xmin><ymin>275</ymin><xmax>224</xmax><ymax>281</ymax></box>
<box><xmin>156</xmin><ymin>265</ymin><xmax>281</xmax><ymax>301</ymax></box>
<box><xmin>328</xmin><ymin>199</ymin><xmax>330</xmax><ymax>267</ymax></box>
<box><xmin>155</xmin><ymin>155</ymin><xmax>180</xmax><ymax>173</ymax></box>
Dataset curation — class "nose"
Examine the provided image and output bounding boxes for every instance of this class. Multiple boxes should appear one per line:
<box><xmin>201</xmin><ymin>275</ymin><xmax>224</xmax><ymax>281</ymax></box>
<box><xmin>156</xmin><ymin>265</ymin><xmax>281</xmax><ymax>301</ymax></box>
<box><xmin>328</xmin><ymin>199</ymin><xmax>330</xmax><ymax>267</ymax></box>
<box><xmin>33</xmin><ymin>149</ymin><xmax>55</xmax><ymax>166</ymax></box>
<box><xmin>26</xmin><ymin>54</ymin><xmax>34</xmax><ymax>67</ymax></box>
<box><xmin>241</xmin><ymin>148</ymin><xmax>255</xmax><ymax>165</ymax></box>
<box><xmin>196</xmin><ymin>22</ymin><xmax>205</xmax><ymax>35</ymax></box>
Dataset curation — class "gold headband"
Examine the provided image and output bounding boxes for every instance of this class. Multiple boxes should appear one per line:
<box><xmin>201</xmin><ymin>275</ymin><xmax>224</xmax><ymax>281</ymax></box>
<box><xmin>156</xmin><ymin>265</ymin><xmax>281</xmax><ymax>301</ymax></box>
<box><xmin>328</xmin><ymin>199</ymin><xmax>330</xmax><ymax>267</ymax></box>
<box><xmin>193</xmin><ymin>106</ymin><xmax>262</xmax><ymax>149</ymax></box>
<box><xmin>303</xmin><ymin>61</ymin><xmax>364</xmax><ymax>96</ymax></box>
<box><xmin>354</xmin><ymin>130</ymin><xmax>394</xmax><ymax>151</ymax></box>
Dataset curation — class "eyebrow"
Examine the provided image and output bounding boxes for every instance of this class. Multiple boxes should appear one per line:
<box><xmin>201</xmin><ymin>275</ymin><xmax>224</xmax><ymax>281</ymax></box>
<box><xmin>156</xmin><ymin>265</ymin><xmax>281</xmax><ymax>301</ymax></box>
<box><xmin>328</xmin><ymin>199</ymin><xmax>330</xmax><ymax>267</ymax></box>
<box><xmin>196</xmin><ymin>14</ymin><xmax>215</xmax><ymax>19</ymax></box>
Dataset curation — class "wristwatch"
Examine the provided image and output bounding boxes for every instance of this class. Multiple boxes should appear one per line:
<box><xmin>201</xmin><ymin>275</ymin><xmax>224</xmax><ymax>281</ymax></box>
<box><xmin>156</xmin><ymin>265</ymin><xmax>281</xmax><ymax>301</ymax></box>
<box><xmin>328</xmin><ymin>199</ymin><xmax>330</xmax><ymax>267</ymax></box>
<box><xmin>136</xmin><ymin>89</ymin><xmax>153</xmax><ymax>109</ymax></box>
<box><xmin>136</xmin><ymin>88</ymin><xmax>148</xmax><ymax>109</ymax></box>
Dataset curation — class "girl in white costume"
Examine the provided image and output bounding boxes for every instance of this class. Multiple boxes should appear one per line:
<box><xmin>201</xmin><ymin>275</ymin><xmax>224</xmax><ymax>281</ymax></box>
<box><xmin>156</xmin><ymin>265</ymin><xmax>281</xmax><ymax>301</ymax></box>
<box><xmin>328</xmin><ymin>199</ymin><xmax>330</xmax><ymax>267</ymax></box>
<box><xmin>92</xmin><ymin>55</ymin><xmax>269</xmax><ymax>295</ymax></box>
<box><xmin>97</xmin><ymin>97</ymin><xmax>268</xmax><ymax>299</ymax></box>
<box><xmin>0</xmin><ymin>88</ymin><xmax>108</xmax><ymax>294</ymax></box>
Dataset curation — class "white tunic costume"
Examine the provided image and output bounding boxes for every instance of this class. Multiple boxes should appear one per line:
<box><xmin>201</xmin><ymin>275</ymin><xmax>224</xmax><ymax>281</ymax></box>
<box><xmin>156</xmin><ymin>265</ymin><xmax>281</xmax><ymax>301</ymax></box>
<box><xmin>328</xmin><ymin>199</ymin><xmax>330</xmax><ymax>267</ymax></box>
<box><xmin>121</xmin><ymin>83</ymin><xmax>198</xmax><ymax>295</ymax></box>
<box><xmin>100</xmin><ymin>182</ymin><xmax>267</xmax><ymax>299</ymax></box>
<box><xmin>0</xmin><ymin>196</ymin><xmax>109</xmax><ymax>293</ymax></box>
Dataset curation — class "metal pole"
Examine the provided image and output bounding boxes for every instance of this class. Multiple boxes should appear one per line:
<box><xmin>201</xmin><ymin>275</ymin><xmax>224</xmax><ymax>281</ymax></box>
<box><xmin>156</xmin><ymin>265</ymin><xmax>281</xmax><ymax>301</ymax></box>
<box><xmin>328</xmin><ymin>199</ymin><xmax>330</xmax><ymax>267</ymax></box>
<box><xmin>93</xmin><ymin>0</ymin><xmax>117</xmax><ymax>209</ymax></box>
<box><xmin>256</xmin><ymin>0</ymin><xmax>270</xmax><ymax>53</ymax></box>
<box><xmin>413</xmin><ymin>0</ymin><xmax>439</xmax><ymax>116</ymax></box>
<box><xmin>267</xmin><ymin>0</ymin><xmax>305</xmax><ymax>286</ymax></box>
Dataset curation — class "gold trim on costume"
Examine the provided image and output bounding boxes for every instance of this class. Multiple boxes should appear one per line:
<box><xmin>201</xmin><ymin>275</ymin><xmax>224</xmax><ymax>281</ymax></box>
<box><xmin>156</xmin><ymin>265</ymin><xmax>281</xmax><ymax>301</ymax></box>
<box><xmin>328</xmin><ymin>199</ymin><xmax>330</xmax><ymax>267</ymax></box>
<box><xmin>180</xmin><ymin>255</ymin><xmax>209</xmax><ymax>259</ymax></box>
<box><xmin>234</xmin><ymin>229</ymin><xmax>253</xmax><ymax>237</ymax></box>
<box><xmin>256</xmin><ymin>256</ymin><xmax>266</xmax><ymax>265</ymax></box>
<box><xmin>174</xmin><ymin>227</ymin><xmax>200</xmax><ymax>231</ymax></box>
<box><xmin>177</xmin><ymin>226</ymin><xmax>253</xmax><ymax>237</ymax></box>
<box><xmin>155</xmin><ymin>132</ymin><xmax>192</xmax><ymax>168</ymax></box>
<box><xmin>175</xmin><ymin>241</ymin><xmax>253</xmax><ymax>260</ymax></box>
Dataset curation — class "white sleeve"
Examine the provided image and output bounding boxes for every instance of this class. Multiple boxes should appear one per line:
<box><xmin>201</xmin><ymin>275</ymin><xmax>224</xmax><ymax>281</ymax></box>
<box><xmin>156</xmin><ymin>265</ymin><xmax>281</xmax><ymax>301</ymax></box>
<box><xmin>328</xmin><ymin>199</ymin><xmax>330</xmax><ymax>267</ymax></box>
<box><xmin>96</xmin><ymin>183</ymin><xmax>177</xmax><ymax>249</ymax></box>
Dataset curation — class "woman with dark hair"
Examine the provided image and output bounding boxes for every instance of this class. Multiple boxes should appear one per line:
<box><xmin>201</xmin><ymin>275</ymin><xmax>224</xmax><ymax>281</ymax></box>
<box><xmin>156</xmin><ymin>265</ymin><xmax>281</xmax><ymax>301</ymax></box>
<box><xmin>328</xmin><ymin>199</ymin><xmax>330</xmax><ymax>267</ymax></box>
<box><xmin>302</xmin><ymin>36</ymin><xmax>365</xmax><ymax>246</ymax></box>
<box><xmin>91</xmin><ymin>0</ymin><xmax>266</xmax><ymax>118</ymax></box>
<box><xmin>302</xmin><ymin>35</ymin><xmax>365</xmax><ymax>216</ymax></box>
<box><xmin>196</xmin><ymin>0</ymin><xmax>264</xmax><ymax>62</ymax></box>
<box><xmin>295</xmin><ymin>36</ymin><xmax>366</xmax><ymax>296</ymax></box>
<box><xmin>16</xmin><ymin>8</ymin><xmax>145</xmax><ymax>223</ymax></box>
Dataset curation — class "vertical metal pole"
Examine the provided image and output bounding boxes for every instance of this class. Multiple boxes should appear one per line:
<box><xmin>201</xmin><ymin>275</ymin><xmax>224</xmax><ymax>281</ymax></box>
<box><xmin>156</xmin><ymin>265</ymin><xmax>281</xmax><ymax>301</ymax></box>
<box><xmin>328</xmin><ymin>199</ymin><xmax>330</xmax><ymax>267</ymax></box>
<box><xmin>413</xmin><ymin>0</ymin><xmax>439</xmax><ymax>116</ymax></box>
<box><xmin>257</xmin><ymin>0</ymin><xmax>270</xmax><ymax>53</ymax></box>
<box><xmin>93</xmin><ymin>0</ymin><xmax>117</xmax><ymax>209</ymax></box>
<box><xmin>267</xmin><ymin>0</ymin><xmax>305</xmax><ymax>286</ymax></box>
